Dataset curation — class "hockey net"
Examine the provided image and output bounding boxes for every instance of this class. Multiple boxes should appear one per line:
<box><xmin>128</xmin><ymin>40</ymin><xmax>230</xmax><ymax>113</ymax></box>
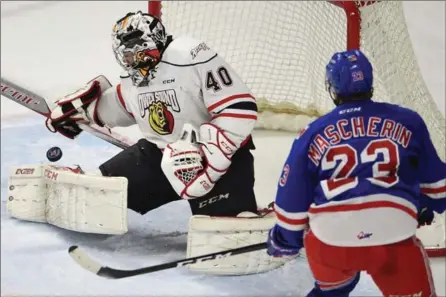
<box><xmin>149</xmin><ymin>1</ymin><xmax>445</xmax><ymax>257</ymax></box>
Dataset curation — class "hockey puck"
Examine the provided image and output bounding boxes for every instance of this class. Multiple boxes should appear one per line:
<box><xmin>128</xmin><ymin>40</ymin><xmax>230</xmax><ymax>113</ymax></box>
<box><xmin>46</xmin><ymin>146</ymin><xmax>63</xmax><ymax>162</ymax></box>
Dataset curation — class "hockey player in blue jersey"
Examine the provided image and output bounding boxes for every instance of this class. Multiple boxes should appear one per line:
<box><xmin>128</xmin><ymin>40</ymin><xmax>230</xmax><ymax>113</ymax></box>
<box><xmin>266</xmin><ymin>49</ymin><xmax>445</xmax><ymax>297</ymax></box>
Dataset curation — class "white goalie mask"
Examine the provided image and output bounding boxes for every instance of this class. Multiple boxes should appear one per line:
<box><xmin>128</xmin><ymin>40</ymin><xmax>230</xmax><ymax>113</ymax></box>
<box><xmin>111</xmin><ymin>11</ymin><xmax>168</xmax><ymax>86</ymax></box>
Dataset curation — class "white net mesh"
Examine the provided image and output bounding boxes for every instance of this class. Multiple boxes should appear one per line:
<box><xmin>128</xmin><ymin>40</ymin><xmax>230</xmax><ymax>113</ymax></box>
<box><xmin>155</xmin><ymin>1</ymin><xmax>445</xmax><ymax>161</ymax></box>
<box><xmin>154</xmin><ymin>1</ymin><xmax>445</xmax><ymax>255</ymax></box>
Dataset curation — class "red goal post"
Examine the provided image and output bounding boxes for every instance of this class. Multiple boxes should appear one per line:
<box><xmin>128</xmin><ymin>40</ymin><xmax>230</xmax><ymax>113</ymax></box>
<box><xmin>148</xmin><ymin>0</ymin><xmax>445</xmax><ymax>257</ymax></box>
<box><xmin>149</xmin><ymin>1</ymin><xmax>375</xmax><ymax>50</ymax></box>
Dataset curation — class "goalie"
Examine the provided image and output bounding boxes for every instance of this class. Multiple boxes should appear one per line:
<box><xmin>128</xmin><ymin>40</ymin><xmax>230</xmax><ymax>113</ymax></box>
<box><xmin>7</xmin><ymin>11</ymin><xmax>288</xmax><ymax>275</ymax></box>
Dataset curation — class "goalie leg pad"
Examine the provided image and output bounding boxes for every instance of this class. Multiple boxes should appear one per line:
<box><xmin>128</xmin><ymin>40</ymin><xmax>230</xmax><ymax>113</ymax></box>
<box><xmin>186</xmin><ymin>211</ymin><xmax>294</xmax><ymax>275</ymax></box>
<box><xmin>7</xmin><ymin>165</ymin><xmax>47</xmax><ymax>222</ymax></box>
<box><xmin>7</xmin><ymin>164</ymin><xmax>128</xmax><ymax>235</ymax></box>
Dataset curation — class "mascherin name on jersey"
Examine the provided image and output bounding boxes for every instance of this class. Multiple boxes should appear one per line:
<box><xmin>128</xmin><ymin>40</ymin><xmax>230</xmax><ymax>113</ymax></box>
<box><xmin>308</xmin><ymin>116</ymin><xmax>413</xmax><ymax>166</ymax></box>
<box><xmin>138</xmin><ymin>89</ymin><xmax>180</xmax><ymax>117</ymax></box>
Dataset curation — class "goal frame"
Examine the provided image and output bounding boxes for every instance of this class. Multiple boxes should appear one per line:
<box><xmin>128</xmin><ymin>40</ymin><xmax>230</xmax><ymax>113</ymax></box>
<box><xmin>147</xmin><ymin>0</ymin><xmax>445</xmax><ymax>258</ymax></box>
<box><xmin>148</xmin><ymin>1</ymin><xmax>375</xmax><ymax>50</ymax></box>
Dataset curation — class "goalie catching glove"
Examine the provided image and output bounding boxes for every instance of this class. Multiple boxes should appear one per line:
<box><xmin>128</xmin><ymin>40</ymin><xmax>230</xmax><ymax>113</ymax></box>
<box><xmin>45</xmin><ymin>75</ymin><xmax>112</xmax><ymax>139</ymax></box>
<box><xmin>161</xmin><ymin>123</ymin><xmax>237</xmax><ymax>199</ymax></box>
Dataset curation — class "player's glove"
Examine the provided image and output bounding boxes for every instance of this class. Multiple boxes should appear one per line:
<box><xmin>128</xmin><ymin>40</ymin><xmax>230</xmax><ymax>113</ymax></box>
<box><xmin>266</xmin><ymin>226</ymin><xmax>302</xmax><ymax>258</ymax></box>
<box><xmin>417</xmin><ymin>207</ymin><xmax>435</xmax><ymax>227</ymax></box>
<box><xmin>161</xmin><ymin>123</ymin><xmax>237</xmax><ymax>199</ymax></box>
<box><xmin>45</xmin><ymin>75</ymin><xmax>111</xmax><ymax>139</ymax></box>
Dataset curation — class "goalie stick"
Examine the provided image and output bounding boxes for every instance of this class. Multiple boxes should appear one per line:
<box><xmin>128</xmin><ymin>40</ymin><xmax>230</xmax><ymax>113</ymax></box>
<box><xmin>68</xmin><ymin>243</ymin><xmax>268</xmax><ymax>279</ymax></box>
<box><xmin>69</xmin><ymin>243</ymin><xmax>307</xmax><ymax>279</ymax></box>
<box><xmin>1</xmin><ymin>77</ymin><xmax>134</xmax><ymax>149</ymax></box>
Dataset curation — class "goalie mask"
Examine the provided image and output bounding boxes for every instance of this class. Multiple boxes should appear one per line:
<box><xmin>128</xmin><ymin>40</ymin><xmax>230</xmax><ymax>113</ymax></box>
<box><xmin>112</xmin><ymin>11</ymin><xmax>168</xmax><ymax>86</ymax></box>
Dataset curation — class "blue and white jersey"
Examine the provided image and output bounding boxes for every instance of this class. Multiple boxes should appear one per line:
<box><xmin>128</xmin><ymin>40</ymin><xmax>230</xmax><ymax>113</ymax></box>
<box><xmin>273</xmin><ymin>100</ymin><xmax>446</xmax><ymax>247</ymax></box>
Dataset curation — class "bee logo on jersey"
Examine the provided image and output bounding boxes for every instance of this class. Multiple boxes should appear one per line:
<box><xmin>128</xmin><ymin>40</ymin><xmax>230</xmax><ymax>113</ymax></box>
<box><xmin>139</xmin><ymin>89</ymin><xmax>180</xmax><ymax>135</ymax></box>
<box><xmin>148</xmin><ymin>101</ymin><xmax>175</xmax><ymax>135</ymax></box>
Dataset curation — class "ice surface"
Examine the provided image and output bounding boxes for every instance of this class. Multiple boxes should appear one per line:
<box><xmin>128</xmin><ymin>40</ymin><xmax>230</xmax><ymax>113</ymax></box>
<box><xmin>1</xmin><ymin>1</ymin><xmax>444</xmax><ymax>296</ymax></box>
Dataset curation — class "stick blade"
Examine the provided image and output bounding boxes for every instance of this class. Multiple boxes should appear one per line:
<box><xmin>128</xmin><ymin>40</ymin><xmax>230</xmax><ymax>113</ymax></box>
<box><xmin>1</xmin><ymin>77</ymin><xmax>51</xmax><ymax>116</ymax></box>
<box><xmin>68</xmin><ymin>245</ymin><xmax>103</xmax><ymax>275</ymax></box>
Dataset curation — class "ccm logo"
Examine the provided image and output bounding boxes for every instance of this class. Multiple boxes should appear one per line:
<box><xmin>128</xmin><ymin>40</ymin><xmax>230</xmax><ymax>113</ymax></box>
<box><xmin>163</xmin><ymin>78</ymin><xmax>175</xmax><ymax>84</ymax></box>
<box><xmin>219</xmin><ymin>141</ymin><xmax>234</xmax><ymax>154</ymax></box>
<box><xmin>339</xmin><ymin>107</ymin><xmax>361</xmax><ymax>115</ymax></box>
<box><xmin>177</xmin><ymin>252</ymin><xmax>232</xmax><ymax>267</ymax></box>
<box><xmin>44</xmin><ymin>169</ymin><xmax>58</xmax><ymax>181</ymax></box>
<box><xmin>15</xmin><ymin>168</ymin><xmax>35</xmax><ymax>175</ymax></box>
<box><xmin>198</xmin><ymin>193</ymin><xmax>229</xmax><ymax>208</ymax></box>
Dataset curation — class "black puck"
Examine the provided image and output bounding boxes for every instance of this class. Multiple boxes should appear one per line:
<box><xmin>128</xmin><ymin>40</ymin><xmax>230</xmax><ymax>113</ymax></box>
<box><xmin>46</xmin><ymin>146</ymin><xmax>63</xmax><ymax>162</ymax></box>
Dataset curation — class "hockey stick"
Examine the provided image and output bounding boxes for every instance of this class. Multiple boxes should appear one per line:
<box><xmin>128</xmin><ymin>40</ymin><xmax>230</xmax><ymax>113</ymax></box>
<box><xmin>1</xmin><ymin>77</ymin><xmax>134</xmax><ymax>149</ymax></box>
<box><xmin>68</xmin><ymin>243</ymin><xmax>267</xmax><ymax>279</ymax></box>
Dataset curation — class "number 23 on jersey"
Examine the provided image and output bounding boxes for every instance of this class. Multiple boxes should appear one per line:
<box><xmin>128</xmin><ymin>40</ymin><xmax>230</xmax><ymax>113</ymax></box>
<box><xmin>321</xmin><ymin>139</ymin><xmax>400</xmax><ymax>199</ymax></box>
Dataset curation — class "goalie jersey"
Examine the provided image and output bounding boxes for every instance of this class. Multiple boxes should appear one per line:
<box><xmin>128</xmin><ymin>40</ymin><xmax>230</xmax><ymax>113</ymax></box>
<box><xmin>97</xmin><ymin>36</ymin><xmax>257</xmax><ymax>149</ymax></box>
<box><xmin>273</xmin><ymin>100</ymin><xmax>446</xmax><ymax>247</ymax></box>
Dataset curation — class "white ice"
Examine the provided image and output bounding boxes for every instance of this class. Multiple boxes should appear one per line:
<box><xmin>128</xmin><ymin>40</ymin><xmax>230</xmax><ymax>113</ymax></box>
<box><xmin>1</xmin><ymin>1</ymin><xmax>445</xmax><ymax>296</ymax></box>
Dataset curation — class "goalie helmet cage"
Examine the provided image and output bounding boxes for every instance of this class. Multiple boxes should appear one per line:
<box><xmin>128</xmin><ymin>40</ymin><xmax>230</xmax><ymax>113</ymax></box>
<box><xmin>148</xmin><ymin>1</ymin><xmax>445</xmax><ymax>257</ymax></box>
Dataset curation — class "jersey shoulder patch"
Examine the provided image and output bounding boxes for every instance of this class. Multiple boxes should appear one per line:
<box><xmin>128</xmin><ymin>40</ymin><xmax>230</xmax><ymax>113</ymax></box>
<box><xmin>162</xmin><ymin>36</ymin><xmax>217</xmax><ymax>66</ymax></box>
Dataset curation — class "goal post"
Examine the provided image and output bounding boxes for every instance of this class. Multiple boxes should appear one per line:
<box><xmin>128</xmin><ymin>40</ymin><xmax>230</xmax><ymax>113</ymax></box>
<box><xmin>148</xmin><ymin>1</ymin><xmax>445</xmax><ymax>257</ymax></box>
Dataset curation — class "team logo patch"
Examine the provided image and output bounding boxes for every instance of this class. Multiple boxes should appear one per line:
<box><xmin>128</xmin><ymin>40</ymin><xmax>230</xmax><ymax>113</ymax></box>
<box><xmin>190</xmin><ymin>42</ymin><xmax>210</xmax><ymax>60</ymax></box>
<box><xmin>296</xmin><ymin>125</ymin><xmax>309</xmax><ymax>140</ymax></box>
<box><xmin>352</xmin><ymin>71</ymin><xmax>364</xmax><ymax>82</ymax></box>
<box><xmin>347</xmin><ymin>54</ymin><xmax>357</xmax><ymax>62</ymax></box>
<box><xmin>148</xmin><ymin>101</ymin><xmax>175</xmax><ymax>135</ymax></box>
<box><xmin>279</xmin><ymin>164</ymin><xmax>290</xmax><ymax>187</ymax></box>
<box><xmin>139</xmin><ymin>89</ymin><xmax>180</xmax><ymax>135</ymax></box>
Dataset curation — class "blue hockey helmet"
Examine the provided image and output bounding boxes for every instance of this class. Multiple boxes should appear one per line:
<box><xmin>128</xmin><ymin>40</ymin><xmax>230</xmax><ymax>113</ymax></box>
<box><xmin>325</xmin><ymin>49</ymin><xmax>373</xmax><ymax>103</ymax></box>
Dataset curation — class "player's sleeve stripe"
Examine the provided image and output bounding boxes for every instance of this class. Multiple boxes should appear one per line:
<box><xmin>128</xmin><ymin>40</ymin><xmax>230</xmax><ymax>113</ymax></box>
<box><xmin>421</xmin><ymin>189</ymin><xmax>446</xmax><ymax>199</ymax></box>
<box><xmin>116</xmin><ymin>84</ymin><xmax>134</xmax><ymax>118</ymax></box>
<box><xmin>420</xmin><ymin>179</ymin><xmax>446</xmax><ymax>191</ymax></box>
<box><xmin>207</xmin><ymin>94</ymin><xmax>255</xmax><ymax>112</ymax></box>
<box><xmin>212</xmin><ymin>111</ymin><xmax>257</xmax><ymax>120</ymax></box>
<box><xmin>274</xmin><ymin>204</ymin><xmax>309</xmax><ymax>231</ymax></box>
<box><xmin>420</xmin><ymin>178</ymin><xmax>446</xmax><ymax>189</ymax></box>
<box><xmin>225</xmin><ymin>101</ymin><xmax>258</xmax><ymax>112</ymax></box>
<box><xmin>274</xmin><ymin>204</ymin><xmax>308</xmax><ymax>220</ymax></box>
<box><xmin>276</xmin><ymin>220</ymin><xmax>308</xmax><ymax>231</ymax></box>
<box><xmin>421</xmin><ymin>186</ymin><xmax>446</xmax><ymax>194</ymax></box>
<box><xmin>421</xmin><ymin>179</ymin><xmax>446</xmax><ymax>199</ymax></box>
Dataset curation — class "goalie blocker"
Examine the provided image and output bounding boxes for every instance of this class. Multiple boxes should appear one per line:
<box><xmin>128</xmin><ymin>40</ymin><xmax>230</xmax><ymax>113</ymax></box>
<box><xmin>7</xmin><ymin>139</ymin><xmax>291</xmax><ymax>274</ymax></box>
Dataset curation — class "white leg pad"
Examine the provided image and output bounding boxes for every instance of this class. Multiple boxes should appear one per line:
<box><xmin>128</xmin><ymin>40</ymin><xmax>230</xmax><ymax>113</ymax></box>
<box><xmin>7</xmin><ymin>166</ymin><xmax>47</xmax><ymax>222</ymax></box>
<box><xmin>186</xmin><ymin>211</ymin><xmax>292</xmax><ymax>275</ymax></box>
<box><xmin>7</xmin><ymin>164</ymin><xmax>128</xmax><ymax>235</ymax></box>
